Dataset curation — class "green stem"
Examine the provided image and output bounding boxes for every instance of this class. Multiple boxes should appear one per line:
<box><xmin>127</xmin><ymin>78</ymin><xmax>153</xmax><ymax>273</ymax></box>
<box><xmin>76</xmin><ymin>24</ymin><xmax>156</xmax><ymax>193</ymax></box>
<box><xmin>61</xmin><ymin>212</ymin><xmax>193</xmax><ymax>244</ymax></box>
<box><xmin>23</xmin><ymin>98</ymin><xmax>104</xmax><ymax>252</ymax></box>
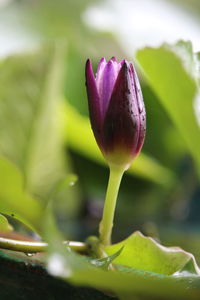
<box><xmin>99</xmin><ymin>165</ymin><xmax>124</xmax><ymax>246</ymax></box>
<box><xmin>0</xmin><ymin>237</ymin><xmax>87</xmax><ymax>253</ymax></box>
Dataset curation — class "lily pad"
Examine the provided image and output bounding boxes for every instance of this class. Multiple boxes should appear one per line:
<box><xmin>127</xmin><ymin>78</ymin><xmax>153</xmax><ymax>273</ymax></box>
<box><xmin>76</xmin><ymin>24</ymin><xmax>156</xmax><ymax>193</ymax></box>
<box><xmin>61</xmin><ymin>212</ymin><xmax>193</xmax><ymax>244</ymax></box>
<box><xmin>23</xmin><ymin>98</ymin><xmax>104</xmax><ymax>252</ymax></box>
<box><xmin>105</xmin><ymin>231</ymin><xmax>200</xmax><ymax>275</ymax></box>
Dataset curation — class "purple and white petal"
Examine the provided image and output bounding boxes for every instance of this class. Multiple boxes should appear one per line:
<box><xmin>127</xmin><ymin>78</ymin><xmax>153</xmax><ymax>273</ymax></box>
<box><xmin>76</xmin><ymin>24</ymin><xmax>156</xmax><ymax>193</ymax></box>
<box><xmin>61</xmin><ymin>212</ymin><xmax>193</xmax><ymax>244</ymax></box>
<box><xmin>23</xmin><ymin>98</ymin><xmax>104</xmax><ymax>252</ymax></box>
<box><xmin>85</xmin><ymin>59</ymin><xmax>103</xmax><ymax>144</ymax></box>
<box><xmin>96</xmin><ymin>57</ymin><xmax>107</xmax><ymax>88</ymax></box>
<box><xmin>97</xmin><ymin>59</ymin><xmax>120</xmax><ymax>117</ymax></box>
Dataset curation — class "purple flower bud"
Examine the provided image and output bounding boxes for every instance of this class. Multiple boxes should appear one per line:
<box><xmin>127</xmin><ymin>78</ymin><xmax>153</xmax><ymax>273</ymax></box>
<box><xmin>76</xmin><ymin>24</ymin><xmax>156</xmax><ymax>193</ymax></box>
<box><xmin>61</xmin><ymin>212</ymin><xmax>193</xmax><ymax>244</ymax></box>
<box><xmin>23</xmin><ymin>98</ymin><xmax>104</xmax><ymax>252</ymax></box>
<box><xmin>85</xmin><ymin>57</ymin><xmax>146</xmax><ymax>169</ymax></box>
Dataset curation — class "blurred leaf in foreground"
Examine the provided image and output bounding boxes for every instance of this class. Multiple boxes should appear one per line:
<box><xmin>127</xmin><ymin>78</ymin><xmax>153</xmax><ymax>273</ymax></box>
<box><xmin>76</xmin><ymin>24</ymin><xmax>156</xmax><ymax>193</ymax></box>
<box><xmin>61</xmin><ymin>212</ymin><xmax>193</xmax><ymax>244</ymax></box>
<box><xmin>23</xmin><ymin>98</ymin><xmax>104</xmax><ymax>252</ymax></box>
<box><xmin>0</xmin><ymin>214</ymin><xmax>13</xmax><ymax>232</ymax></box>
<box><xmin>0</xmin><ymin>43</ymin><xmax>71</xmax><ymax>201</ymax></box>
<box><xmin>136</xmin><ymin>41</ymin><xmax>200</xmax><ymax>172</ymax></box>
<box><xmin>0</xmin><ymin>157</ymin><xmax>43</xmax><ymax>232</ymax></box>
<box><xmin>0</xmin><ymin>43</ymin><xmax>81</xmax><ymax>232</ymax></box>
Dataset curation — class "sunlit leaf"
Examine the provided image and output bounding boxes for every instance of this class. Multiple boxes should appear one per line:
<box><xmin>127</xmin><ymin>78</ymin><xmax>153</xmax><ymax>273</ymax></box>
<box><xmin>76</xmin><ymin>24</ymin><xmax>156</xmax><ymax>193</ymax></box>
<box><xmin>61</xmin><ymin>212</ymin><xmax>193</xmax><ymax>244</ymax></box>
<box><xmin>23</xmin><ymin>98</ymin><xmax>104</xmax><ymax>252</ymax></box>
<box><xmin>136</xmin><ymin>41</ymin><xmax>200</xmax><ymax>171</ymax></box>
<box><xmin>0</xmin><ymin>157</ymin><xmax>43</xmax><ymax>232</ymax></box>
<box><xmin>105</xmin><ymin>231</ymin><xmax>200</xmax><ymax>276</ymax></box>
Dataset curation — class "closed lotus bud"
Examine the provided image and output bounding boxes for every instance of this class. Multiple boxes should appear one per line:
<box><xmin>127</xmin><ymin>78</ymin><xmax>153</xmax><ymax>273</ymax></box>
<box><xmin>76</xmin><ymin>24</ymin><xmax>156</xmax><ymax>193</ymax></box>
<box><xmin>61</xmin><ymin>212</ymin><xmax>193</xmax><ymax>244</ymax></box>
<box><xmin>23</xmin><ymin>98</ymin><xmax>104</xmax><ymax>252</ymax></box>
<box><xmin>85</xmin><ymin>57</ymin><xmax>146</xmax><ymax>170</ymax></box>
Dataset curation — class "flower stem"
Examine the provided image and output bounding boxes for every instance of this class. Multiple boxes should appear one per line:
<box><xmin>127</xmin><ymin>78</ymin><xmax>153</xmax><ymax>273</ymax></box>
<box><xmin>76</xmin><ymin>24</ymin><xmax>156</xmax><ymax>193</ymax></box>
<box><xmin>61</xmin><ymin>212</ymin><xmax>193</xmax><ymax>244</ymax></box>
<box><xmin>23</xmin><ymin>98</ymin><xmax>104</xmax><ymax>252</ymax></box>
<box><xmin>0</xmin><ymin>237</ymin><xmax>87</xmax><ymax>254</ymax></box>
<box><xmin>99</xmin><ymin>166</ymin><xmax>124</xmax><ymax>246</ymax></box>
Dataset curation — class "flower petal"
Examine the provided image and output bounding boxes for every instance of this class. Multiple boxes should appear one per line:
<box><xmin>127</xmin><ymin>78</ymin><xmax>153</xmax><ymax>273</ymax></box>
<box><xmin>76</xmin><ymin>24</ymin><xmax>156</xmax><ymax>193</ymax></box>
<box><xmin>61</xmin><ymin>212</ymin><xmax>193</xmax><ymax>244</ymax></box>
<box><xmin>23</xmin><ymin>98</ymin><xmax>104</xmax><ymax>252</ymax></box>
<box><xmin>103</xmin><ymin>61</ymin><xmax>141</xmax><ymax>156</ymax></box>
<box><xmin>97</xmin><ymin>59</ymin><xmax>120</xmax><ymax>117</ymax></box>
<box><xmin>111</xmin><ymin>56</ymin><xmax>117</xmax><ymax>62</ymax></box>
<box><xmin>85</xmin><ymin>59</ymin><xmax>102</xmax><ymax>143</ymax></box>
<box><xmin>96</xmin><ymin>57</ymin><xmax>107</xmax><ymax>80</ymax></box>
<box><xmin>119</xmin><ymin>59</ymin><xmax>125</xmax><ymax>66</ymax></box>
<box><xmin>129</xmin><ymin>63</ymin><xmax>146</xmax><ymax>154</ymax></box>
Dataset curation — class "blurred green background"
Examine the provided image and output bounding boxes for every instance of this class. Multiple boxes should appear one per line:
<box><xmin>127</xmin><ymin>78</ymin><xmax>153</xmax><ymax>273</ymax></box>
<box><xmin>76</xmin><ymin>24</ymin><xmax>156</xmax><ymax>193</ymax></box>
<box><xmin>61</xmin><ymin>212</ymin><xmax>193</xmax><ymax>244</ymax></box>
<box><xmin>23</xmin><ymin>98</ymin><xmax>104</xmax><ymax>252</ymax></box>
<box><xmin>0</xmin><ymin>0</ymin><xmax>200</xmax><ymax>264</ymax></box>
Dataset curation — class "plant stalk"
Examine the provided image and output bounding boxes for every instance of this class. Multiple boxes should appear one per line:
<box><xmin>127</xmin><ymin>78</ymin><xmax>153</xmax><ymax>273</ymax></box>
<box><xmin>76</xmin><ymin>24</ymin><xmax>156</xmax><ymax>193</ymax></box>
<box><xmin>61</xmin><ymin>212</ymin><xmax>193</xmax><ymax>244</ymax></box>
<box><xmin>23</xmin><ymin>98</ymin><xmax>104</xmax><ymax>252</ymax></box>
<box><xmin>0</xmin><ymin>237</ymin><xmax>87</xmax><ymax>254</ymax></box>
<box><xmin>99</xmin><ymin>166</ymin><xmax>124</xmax><ymax>246</ymax></box>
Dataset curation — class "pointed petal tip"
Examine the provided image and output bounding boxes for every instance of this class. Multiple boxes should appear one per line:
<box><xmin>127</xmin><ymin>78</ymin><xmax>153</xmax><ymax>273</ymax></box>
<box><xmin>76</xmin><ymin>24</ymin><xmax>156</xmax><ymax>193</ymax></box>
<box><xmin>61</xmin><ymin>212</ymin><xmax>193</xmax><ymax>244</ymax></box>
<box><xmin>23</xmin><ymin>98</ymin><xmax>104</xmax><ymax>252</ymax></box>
<box><xmin>129</xmin><ymin>62</ymin><xmax>135</xmax><ymax>73</ymax></box>
<box><xmin>111</xmin><ymin>56</ymin><xmax>117</xmax><ymax>62</ymax></box>
<box><xmin>86</xmin><ymin>58</ymin><xmax>92</xmax><ymax>71</ymax></box>
<box><xmin>120</xmin><ymin>60</ymin><xmax>130</xmax><ymax>72</ymax></box>
<box><xmin>119</xmin><ymin>60</ymin><xmax>130</xmax><ymax>72</ymax></box>
<box><xmin>124</xmin><ymin>60</ymin><xmax>130</xmax><ymax>66</ymax></box>
<box><xmin>107</xmin><ymin>57</ymin><xmax>120</xmax><ymax>72</ymax></box>
<box><xmin>99</xmin><ymin>57</ymin><xmax>106</xmax><ymax>64</ymax></box>
<box><xmin>85</xmin><ymin>59</ymin><xmax>95</xmax><ymax>85</ymax></box>
<box><xmin>96</xmin><ymin>57</ymin><xmax>107</xmax><ymax>80</ymax></box>
<box><xmin>107</xmin><ymin>59</ymin><xmax>115</xmax><ymax>67</ymax></box>
<box><xmin>86</xmin><ymin>58</ymin><xmax>91</xmax><ymax>64</ymax></box>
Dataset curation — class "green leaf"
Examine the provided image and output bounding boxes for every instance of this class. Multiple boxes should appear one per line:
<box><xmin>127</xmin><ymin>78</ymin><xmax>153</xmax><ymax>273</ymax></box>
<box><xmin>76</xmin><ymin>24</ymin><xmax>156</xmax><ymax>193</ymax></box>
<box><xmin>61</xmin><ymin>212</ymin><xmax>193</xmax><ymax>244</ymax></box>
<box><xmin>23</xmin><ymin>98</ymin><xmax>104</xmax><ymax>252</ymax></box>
<box><xmin>46</xmin><ymin>247</ymin><xmax>199</xmax><ymax>300</ymax></box>
<box><xmin>0</xmin><ymin>43</ymin><xmax>68</xmax><ymax>200</ymax></box>
<box><xmin>0</xmin><ymin>44</ymin><xmax>81</xmax><ymax>230</ymax></box>
<box><xmin>0</xmin><ymin>214</ymin><xmax>13</xmax><ymax>232</ymax></box>
<box><xmin>89</xmin><ymin>247</ymin><xmax>124</xmax><ymax>270</ymax></box>
<box><xmin>0</xmin><ymin>157</ymin><xmax>43</xmax><ymax>232</ymax></box>
<box><xmin>62</xmin><ymin>102</ymin><xmax>174</xmax><ymax>186</ymax></box>
<box><xmin>105</xmin><ymin>231</ymin><xmax>200</xmax><ymax>275</ymax></box>
<box><xmin>136</xmin><ymin>41</ymin><xmax>200</xmax><ymax>170</ymax></box>
<box><xmin>54</xmin><ymin>174</ymin><xmax>78</xmax><ymax>194</ymax></box>
<box><xmin>43</xmin><ymin>201</ymin><xmax>200</xmax><ymax>300</ymax></box>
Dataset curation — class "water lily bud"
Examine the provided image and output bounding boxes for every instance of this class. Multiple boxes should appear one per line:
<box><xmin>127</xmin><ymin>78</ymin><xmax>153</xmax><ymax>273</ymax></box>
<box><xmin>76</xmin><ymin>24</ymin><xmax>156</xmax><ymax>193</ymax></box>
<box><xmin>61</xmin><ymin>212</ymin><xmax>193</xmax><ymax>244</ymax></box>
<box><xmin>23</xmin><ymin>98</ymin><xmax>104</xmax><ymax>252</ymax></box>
<box><xmin>85</xmin><ymin>57</ymin><xmax>146</xmax><ymax>170</ymax></box>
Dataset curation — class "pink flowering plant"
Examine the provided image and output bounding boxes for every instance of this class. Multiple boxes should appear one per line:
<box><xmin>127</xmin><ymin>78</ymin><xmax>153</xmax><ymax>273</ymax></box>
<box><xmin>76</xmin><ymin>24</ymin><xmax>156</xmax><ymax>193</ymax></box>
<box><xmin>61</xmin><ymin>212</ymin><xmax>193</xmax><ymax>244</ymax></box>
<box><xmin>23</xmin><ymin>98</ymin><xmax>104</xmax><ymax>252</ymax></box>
<box><xmin>86</xmin><ymin>57</ymin><xmax>146</xmax><ymax>246</ymax></box>
<box><xmin>0</xmin><ymin>41</ymin><xmax>200</xmax><ymax>300</ymax></box>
